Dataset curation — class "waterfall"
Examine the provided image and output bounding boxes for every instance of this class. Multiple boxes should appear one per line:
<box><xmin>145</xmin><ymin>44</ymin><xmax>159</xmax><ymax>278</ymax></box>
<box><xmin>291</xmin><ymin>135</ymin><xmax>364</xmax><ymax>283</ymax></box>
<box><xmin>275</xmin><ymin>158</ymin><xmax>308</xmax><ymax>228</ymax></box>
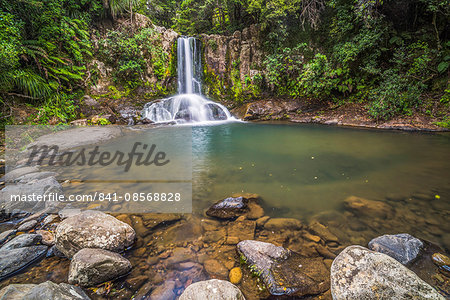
<box><xmin>142</xmin><ymin>37</ymin><xmax>235</xmax><ymax>124</ymax></box>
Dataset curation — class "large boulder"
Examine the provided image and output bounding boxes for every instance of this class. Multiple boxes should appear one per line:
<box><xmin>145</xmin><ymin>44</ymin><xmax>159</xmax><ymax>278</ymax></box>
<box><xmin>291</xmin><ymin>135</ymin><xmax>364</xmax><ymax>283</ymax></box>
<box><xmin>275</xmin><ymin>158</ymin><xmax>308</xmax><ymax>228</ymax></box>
<box><xmin>0</xmin><ymin>234</ymin><xmax>48</xmax><ymax>280</ymax></box>
<box><xmin>330</xmin><ymin>245</ymin><xmax>444</xmax><ymax>300</ymax></box>
<box><xmin>0</xmin><ymin>281</ymin><xmax>90</xmax><ymax>299</ymax></box>
<box><xmin>68</xmin><ymin>248</ymin><xmax>132</xmax><ymax>287</ymax></box>
<box><xmin>179</xmin><ymin>279</ymin><xmax>245</xmax><ymax>300</ymax></box>
<box><xmin>368</xmin><ymin>233</ymin><xmax>423</xmax><ymax>265</ymax></box>
<box><xmin>55</xmin><ymin>210</ymin><xmax>136</xmax><ymax>258</ymax></box>
<box><xmin>237</xmin><ymin>240</ymin><xmax>329</xmax><ymax>297</ymax></box>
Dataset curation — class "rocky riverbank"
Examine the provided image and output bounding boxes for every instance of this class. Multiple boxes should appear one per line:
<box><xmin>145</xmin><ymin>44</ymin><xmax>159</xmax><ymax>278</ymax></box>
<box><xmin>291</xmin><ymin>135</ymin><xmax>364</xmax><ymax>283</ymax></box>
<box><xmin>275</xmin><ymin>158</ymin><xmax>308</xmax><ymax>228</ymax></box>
<box><xmin>0</xmin><ymin>161</ymin><xmax>449</xmax><ymax>299</ymax></box>
<box><xmin>232</xmin><ymin>99</ymin><xmax>450</xmax><ymax>132</ymax></box>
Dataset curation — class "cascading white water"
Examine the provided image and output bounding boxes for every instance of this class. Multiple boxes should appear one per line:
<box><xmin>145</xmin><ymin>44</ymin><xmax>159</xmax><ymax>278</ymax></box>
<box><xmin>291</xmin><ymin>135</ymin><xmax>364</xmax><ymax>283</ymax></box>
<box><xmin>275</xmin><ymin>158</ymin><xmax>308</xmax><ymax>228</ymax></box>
<box><xmin>142</xmin><ymin>37</ymin><xmax>235</xmax><ymax>124</ymax></box>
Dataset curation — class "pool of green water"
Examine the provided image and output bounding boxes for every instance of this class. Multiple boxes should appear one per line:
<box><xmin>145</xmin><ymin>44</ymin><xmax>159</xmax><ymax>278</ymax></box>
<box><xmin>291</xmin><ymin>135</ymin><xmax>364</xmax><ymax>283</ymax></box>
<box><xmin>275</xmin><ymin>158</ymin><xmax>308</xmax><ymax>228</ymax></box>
<box><xmin>190</xmin><ymin>123</ymin><xmax>450</xmax><ymax>217</ymax></box>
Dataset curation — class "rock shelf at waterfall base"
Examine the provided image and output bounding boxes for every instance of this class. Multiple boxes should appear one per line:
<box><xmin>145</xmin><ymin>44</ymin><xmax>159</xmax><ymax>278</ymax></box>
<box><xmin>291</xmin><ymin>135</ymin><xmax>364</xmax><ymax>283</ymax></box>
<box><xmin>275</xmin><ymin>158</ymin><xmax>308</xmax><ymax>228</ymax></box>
<box><xmin>232</xmin><ymin>98</ymin><xmax>449</xmax><ymax>131</ymax></box>
<box><xmin>142</xmin><ymin>37</ymin><xmax>237</xmax><ymax>125</ymax></box>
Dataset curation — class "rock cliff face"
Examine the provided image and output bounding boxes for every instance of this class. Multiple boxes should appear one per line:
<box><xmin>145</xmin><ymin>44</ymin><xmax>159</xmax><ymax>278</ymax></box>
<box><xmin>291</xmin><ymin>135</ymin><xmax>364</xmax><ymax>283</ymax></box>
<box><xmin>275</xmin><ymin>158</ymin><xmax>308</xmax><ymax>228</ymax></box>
<box><xmin>89</xmin><ymin>14</ymin><xmax>178</xmax><ymax>96</ymax></box>
<box><xmin>200</xmin><ymin>24</ymin><xmax>264</xmax><ymax>103</ymax></box>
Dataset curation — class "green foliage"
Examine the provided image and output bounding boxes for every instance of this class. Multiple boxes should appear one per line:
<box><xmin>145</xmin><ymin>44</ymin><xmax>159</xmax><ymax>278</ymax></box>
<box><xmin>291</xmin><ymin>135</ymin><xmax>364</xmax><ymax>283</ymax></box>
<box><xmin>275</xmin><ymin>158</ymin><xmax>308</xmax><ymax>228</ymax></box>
<box><xmin>208</xmin><ymin>39</ymin><xmax>218</xmax><ymax>52</ymax></box>
<box><xmin>0</xmin><ymin>0</ymin><xmax>102</xmax><ymax>124</ymax></box>
<box><xmin>99</xmin><ymin>27</ymin><xmax>170</xmax><ymax>86</ymax></box>
<box><xmin>29</xmin><ymin>92</ymin><xmax>79</xmax><ymax>124</ymax></box>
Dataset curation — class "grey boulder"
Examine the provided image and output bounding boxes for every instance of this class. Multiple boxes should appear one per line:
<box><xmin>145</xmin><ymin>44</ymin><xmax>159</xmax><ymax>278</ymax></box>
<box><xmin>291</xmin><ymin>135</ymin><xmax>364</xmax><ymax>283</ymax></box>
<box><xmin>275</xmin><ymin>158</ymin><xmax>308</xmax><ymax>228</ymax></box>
<box><xmin>0</xmin><ymin>281</ymin><xmax>90</xmax><ymax>299</ymax></box>
<box><xmin>368</xmin><ymin>233</ymin><xmax>423</xmax><ymax>265</ymax></box>
<box><xmin>0</xmin><ymin>176</ymin><xmax>62</xmax><ymax>214</ymax></box>
<box><xmin>0</xmin><ymin>234</ymin><xmax>47</xmax><ymax>280</ymax></box>
<box><xmin>68</xmin><ymin>248</ymin><xmax>132</xmax><ymax>287</ymax></box>
<box><xmin>1</xmin><ymin>234</ymin><xmax>42</xmax><ymax>251</ymax></box>
<box><xmin>55</xmin><ymin>210</ymin><xmax>136</xmax><ymax>258</ymax></box>
<box><xmin>179</xmin><ymin>279</ymin><xmax>245</xmax><ymax>300</ymax></box>
<box><xmin>1</xmin><ymin>167</ymin><xmax>39</xmax><ymax>183</ymax></box>
<box><xmin>330</xmin><ymin>245</ymin><xmax>444</xmax><ymax>300</ymax></box>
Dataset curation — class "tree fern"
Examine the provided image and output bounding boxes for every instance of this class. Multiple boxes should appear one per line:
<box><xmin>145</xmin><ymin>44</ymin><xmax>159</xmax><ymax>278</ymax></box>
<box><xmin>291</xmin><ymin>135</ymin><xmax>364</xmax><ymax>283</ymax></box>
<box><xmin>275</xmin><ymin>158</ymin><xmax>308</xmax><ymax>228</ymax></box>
<box><xmin>12</xmin><ymin>70</ymin><xmax>51</xmax><ymax>99</ymax></box>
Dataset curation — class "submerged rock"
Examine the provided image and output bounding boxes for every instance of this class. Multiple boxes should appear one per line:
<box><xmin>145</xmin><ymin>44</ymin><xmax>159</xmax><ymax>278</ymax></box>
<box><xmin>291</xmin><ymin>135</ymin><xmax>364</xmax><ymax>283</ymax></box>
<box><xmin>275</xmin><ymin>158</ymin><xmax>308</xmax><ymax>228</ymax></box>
<box><xmin>226</xmin><ymin>219</ymin><xmax>255</xmax><ymax>244</ymax></box>
<box><xmin>263</xmin><ymin>218</ymin><xmax>302</xmax><ymax>231</ymax></box>
<box><xmin>68</xmin><ymin>248</ymin><xmax>132</xmax><ymax>287</ymax></box>
<box><xmin>179</xmin><ymin>279</ymin><xmax>245</xmax><ymax>300</ymax></box>
<box><xmin>308</xmin><ymin>221</ymin><xmax>339</xmax><ymax>243</ymax></box>
<box><xmin>343</xmin><ymin>195</ymin><xmax>392</xmax><ymax>218</ymax></box>
<box><xmin>432</xmin><ymin>253</ymin><xmax>450</xmax><ymax>277</ymax></box>
<box><xmin>203</xmin><ymin>259</ymin><xmax>228</xmax><ymax>279</ymax></box>
<box><xmin>237</xmin><ymin>240</ymin><xmax>329</xmax><ymax>297</ymax></box>
<box><xmin>368</xmin><ymin>233</ymin><xmax>423</xmax><ymax>265</ymax></box>
<box><xmin>331</xmin><ymin>245</ymin><xmax>444</xmax><ymax>299</ymax></box>
<box><xmin>149</xmin><ymin>280</ymin><xmax>176</xmax><ymax>300</ymax></box>
<box><xmin>0</xmin><ymin>281</ymin><xmax>90</xmax><ymax>299</ymax></box>
<box><xmin>55</xmin><ymin>210</ymin><xmax>136</xmax><ymax>258</ymax></box>
<box><xmin>229</xmin><ymin>267</ymin><xmax>243</xmax><ymax>284</ymax></box>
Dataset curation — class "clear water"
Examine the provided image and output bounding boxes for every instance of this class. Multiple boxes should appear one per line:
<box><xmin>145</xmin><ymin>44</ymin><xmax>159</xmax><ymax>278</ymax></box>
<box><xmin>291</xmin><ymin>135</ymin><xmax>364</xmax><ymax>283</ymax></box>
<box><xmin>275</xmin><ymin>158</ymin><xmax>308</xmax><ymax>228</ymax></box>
<box><xmin>191</xmin><ymin>123</ymin><xmax>450</xmax><ymax>216</ymax></box>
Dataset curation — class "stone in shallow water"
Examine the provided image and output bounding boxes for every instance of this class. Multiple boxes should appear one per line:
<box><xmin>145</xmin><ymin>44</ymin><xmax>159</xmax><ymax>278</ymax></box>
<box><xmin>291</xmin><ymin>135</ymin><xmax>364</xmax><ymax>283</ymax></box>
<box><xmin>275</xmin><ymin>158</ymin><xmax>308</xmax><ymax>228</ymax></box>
<box><xmin>343</xmin><ymin>195</ymin><xmax>393</xmax><ymax>218</ymax></box>
<box><xmin>237</xmin><ymin>240</ymin><xmax>329</xmax><ymax>297</ymax></box>
<box><xmin>432</xmin><ymin>253</ymin><xmax>450</xmax><ymax>277</ymax></box>
<box><xmin>179</xmin><ymin>279</ymin><xmax>245</xmax><ymax>300</ymax></box>
<box><xmin>1</xmin><ymin>167</ymin><xmax>39</xmax><ymax>183</ymax></box>
<box><xmin>206</xmin><ymin>194</ymin><xmax>264</xmax><ymax>220</ymax></box>
<box><xmin>368</xmin><ymin>233</ymin><xmax>423</xmax><ymax>265</ymax></box>
<box><xmin>308</xmin><ymin>221</ymin><xmax>338</xmax><ymax>243</ymax></box>
<box><xmin>0</xmin><ymin>230</ymin><xmax>16</xmax><ymax>244</ymax></box>
<box><xmin>0</xmin><ymin>281</ymin><xmax>90</xmax><ymax>299</ymax></box>
<box><xmin>203</xmin><ymin>259</ymin><xmax>228</xmax><ymax>279</ymax></box>
<box><xmin>1</xmin><ymin>234</ymin><xmax>41</xmax><ymax>251</ymax></box>
<box><xmin>229</xmin><ymin>267</ymin><xmax>243</xmax><ymax>284</ymax></box>
<box><xmin>330</xmin><ymin>245</ymin><xmax>444</xmax><ymax>300</ymax></box>
<box><xmin>226</xmin><ymin>220</ymin><xmax>255</xmax><ymax>244</ymax></box>
<box><xmin>15</xmin><ymin>171</ymin><xmax>58</xmax><ymax>183</ymax></box>
<box><xmin>0</xmin><ymin>176</ymin><xmax>63</xmax><ymax>213</ymax></box>
<box><xmin>263</xmin><ymin>218</ymin><xmax>302</xmax><ymax>231</ymax></box>
<box><xmin>68</xmin><ymin>248</ymin><xmax>132</xmax><ymax>287</ymax></box>
<box><xmin>36</xmin><ymin>230</ymin><xmax>55</xmax><ymax>246</ymax></box>
<box><xmin>17</xmin><ymin>220</ymin><xmax>37</xmax><ymax>232</ymax></box>
<box><xmin>0</xmin><ymin>235</ymin><xmax>46</xmax><ymax>276</ymax></box>
<box><xmin>149</xmin><ymin>280</ymin><xmax>176</xmax><ymax>300</ymax></box>
<box><xmin>206</xmin><ymin>197</ymin><xmax>247</xmax><ymax>219</ymax></box>
<box><xmin>55</xmin><ymin>210</ymin><xmax>136</xmax><ymax>258</ymax></box>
